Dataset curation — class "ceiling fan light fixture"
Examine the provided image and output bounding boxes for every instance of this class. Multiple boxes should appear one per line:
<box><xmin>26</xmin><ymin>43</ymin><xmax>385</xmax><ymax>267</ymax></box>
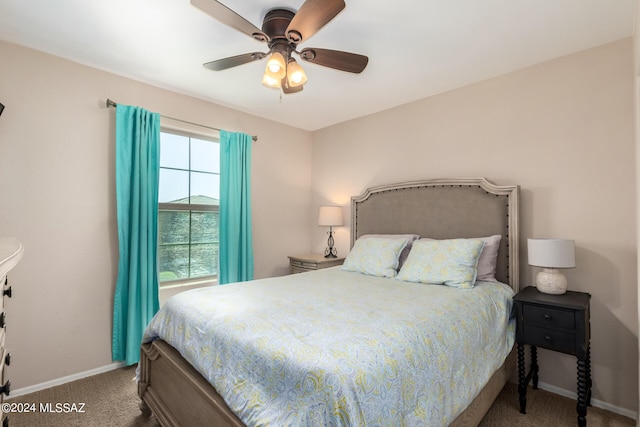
<box><xmin>265</xmin><ymin>52</ymin><xmax>286</xmax><ymax>79</ymax></box>
<box><xmin>287</xmin><ymin>59</ymin><xmax>308</xmax><ymax>87</ymax></box>
<box><xmin>193</xmin><ymin>0</ymin><xmax>368</xmax><ymax>92</ymax></box>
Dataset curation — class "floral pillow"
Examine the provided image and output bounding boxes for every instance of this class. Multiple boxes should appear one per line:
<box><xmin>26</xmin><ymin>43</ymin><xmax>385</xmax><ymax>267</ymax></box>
<box><xmin>396</xmin><ymin>238</ymin><xmax>485</xmax><ymax>288</ymax></box>
<box><xmin>340</xmin><ymin>237</ymin><xmax>410</xmax><ymax>278</ymax></box>
<box><xmin>359</xmin><ymin>233</ymin><xmax>420</xmax><ymax>270</ymax></box>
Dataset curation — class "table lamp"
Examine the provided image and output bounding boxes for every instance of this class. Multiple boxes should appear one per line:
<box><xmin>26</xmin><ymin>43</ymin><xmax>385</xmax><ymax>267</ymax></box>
<box><xmin>527</xmin><ymin>238</ymin><xmax>576</xmax><ymax>294</ymax></box>
<box><xmin>318</xmin><ymin>206</ymin><xmax>343</xmax><ymax>258</ymax></box>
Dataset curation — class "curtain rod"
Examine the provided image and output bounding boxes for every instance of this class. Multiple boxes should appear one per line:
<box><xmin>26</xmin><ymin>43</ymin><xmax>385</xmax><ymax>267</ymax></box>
<box><xmin>106</xmin><ymin>99</ymin><xmax>258</xmax><ymax>142</ymax></box>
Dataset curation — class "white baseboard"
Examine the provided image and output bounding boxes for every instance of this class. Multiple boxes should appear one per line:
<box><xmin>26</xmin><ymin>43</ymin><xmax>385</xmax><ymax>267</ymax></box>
<box><xmin>537</xmin><ymin>381</ymin><xmax>638</xmax><ymax>421</ymax></box>
<box><xmin>9</xmin><ymin>361</ymin><xmax>128</xmax><ymax>398</ymax></box>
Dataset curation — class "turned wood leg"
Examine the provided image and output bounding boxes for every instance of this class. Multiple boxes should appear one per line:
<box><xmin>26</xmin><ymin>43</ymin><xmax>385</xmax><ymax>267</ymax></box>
<box><xmin>577</xmin><ymin>357</ymin><xmax>588</xmax><ymax>427</ymax></box>
<box><xmin>530</xmin><ymin>345</ymin><xmax>539</xmax><ymax>389</ymax></box>
<box><xmin>586</xmin><ymin>345</ymin><xmax>592</xmax><ymax>407</ymax></box>
<box><xmin>518</xmin><ymin>343</ymin><xmax>527</xmax><ymax>414</ymax></box>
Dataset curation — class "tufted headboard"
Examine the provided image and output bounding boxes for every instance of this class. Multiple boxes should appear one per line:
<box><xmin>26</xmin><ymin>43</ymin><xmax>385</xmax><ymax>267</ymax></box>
<box><xmin>350</xmin><ymin>178</ymin><xmax>520</xmax><ymax>291</ymax></box>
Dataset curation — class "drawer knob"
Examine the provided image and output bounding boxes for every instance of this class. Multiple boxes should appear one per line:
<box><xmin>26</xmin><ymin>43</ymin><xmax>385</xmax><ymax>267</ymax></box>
<box><xmin>4</xmin><ymin>352</ymin><xmax>10</xmax><ymax>366</ymax></box>
<box><xmin>0</xmin><ymin>380</ymin><xmax>10</xmax><ymax>396</ymax></box>
<box><xmin>544</xmin><ymin>335</ymin><xmax>552</xmax><ymax>342</ymax></box>
<box><xmin>3</xmin><ymin>286</ymin><xmax>11</xmax><ymax>299</ymax></box>
<box><xmin>543</xmin><ymin>314</ymin><xmax>551</xmax><ymax>320</ymax></box>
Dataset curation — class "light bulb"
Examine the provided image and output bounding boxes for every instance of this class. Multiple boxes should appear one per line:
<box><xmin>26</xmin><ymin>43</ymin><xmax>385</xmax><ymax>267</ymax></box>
<box><xmin>265</xmin><ymin>52</ymin><xmax>286</xmax><ymax>80</ymax></box>
<box><xmin>261</xmin><ymin>73</ymin><xmax>281</xmax><ymax>89</ymax></box>
<box><xmin>290</xmin><ymin>71</ymin><xmax>304</xmax><ymax>84</ymax></box>
<box><xmin>286</xmin><ymin>59</ymin><xmax>307</xmax><ymax>87</ymax></box>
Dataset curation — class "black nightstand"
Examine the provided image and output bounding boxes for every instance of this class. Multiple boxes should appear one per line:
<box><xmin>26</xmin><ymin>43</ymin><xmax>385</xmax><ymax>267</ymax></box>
<box><xmin>513</xmin><ymin>286</ymin><xmax>591</xmax><ymax>426</ymax></box>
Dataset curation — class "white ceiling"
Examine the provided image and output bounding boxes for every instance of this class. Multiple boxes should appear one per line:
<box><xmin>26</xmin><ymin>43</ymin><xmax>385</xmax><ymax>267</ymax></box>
<box><xmin>0</xmin><ymin>0</ymin><xmax>634</xmax><ymax>131</ymax></box>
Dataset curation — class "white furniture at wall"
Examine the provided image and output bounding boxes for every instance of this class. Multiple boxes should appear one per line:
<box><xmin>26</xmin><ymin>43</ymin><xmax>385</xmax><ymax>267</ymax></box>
<box><xmin>0</xmin><ymin>238</ymin><xmax>23</xmax><ymax>426</ymax></box>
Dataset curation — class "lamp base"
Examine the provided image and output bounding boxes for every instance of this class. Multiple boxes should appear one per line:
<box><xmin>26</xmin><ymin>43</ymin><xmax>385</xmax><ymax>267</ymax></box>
<box><xmin>324</xmin><ymin>228</ymin><xmax>337</xmax><ymax>258</ymax></box>
<box><xmin>536</xmin><ymin>268</ymin><xmax>568</xmax><ymax>294</ymax></box>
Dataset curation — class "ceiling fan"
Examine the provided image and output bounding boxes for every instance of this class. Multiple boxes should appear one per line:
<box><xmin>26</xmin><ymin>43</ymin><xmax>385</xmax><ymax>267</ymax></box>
<box><xmin>191</xmin><ymin>0</ymin><xmax>369</xmax><ymax>94</ymax></box>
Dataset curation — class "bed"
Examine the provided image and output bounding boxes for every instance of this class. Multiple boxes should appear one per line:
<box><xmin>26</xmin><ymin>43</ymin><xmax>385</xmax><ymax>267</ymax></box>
<box><xmin>138</xmin><ymin>177</ymin><xmax>520</xmax><ymax>426</ymax></box>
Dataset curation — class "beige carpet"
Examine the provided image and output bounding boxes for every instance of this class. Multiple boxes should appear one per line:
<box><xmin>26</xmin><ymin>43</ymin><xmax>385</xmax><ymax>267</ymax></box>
<box><xmin>5</xmin><ymin>365</ymin><xmax>635</xmax><ymax>426</ymax></box>
<box><xmin>479</xmin><ymin>382</ymin><xmax>634</xmax><ymax>427</ymax></box>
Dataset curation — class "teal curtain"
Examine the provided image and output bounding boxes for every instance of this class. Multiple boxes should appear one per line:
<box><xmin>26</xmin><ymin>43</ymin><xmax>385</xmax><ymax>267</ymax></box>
<box><xmin>112</xmin><ymin>105</ymin><xmax>160</xmax><ymax>365</ymax></box>
<box><xmin>219</xmin><ymin>130</ymin><xmax>254</xmax><ymax>284</ymax></box>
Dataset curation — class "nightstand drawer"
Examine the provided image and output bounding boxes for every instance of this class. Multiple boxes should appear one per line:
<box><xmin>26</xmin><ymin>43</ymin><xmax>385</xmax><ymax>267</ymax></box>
<box><xmin>523</xmin><ymin>304</ymin><xmax>575</xmax><ymax>331</ymax></box>
<box><xmin>290</xmin><ymin>259</ymin><xmax>318</xmax><ymax>269</ymax></box>
<box><xmin>525</xmin><ymin>324</ymin><xmax>576</xmax><ymax>353</ymax></box>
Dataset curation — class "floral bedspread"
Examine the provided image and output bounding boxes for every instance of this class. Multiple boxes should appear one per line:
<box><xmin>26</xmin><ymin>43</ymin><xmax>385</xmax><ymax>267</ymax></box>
<box><xmin>142</xmin><ymin>267</ymin><xmax>515</xmax><ymax>426</ymax></box>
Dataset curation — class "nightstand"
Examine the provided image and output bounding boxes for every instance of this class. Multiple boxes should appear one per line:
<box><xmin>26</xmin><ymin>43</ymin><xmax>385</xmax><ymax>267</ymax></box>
<box><xmin>288</xmin><ymin>254</ymin><xmax>344</xmax><ymax>274</ymax></box>
<box><xmin>513</xmin><ymin>286</ymin><xmax>591</xmax><ymax>427</ymax></box>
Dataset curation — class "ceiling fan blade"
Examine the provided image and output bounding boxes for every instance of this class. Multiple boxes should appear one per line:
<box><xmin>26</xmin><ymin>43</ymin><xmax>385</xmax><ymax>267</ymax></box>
<box><xmin>191</xmin><ymin>0</ymin><xmax>269</xmax><ymax>42</ymax></box>
<box><xmin>299</xmin><ymin>48</ymin><xmax>368</xmax><ymax>73</ymax></box>
<box><xmin>203</xmin><ymin>52</ymin><xmax>267</xmax><ymax>71</ymax></box>
<box><xmin>282</xmin><ymin>78</ymin><xmax>304</xmax><ymax>94</ymax></box>
<box><xmin>286</xmin><ymin>0</ymin><xmax>345</xmax><ymax>43</ymax></box>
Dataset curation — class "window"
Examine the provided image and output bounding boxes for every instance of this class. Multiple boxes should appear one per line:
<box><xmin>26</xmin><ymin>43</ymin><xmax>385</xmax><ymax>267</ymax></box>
<box><xmin>158</xmin><ymin>130</ymin><xmax>220</xmax><ymax>285</ymax></box>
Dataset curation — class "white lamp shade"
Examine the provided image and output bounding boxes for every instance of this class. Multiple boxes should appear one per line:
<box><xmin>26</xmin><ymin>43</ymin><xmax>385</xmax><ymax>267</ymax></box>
<box><xmin>528</xmin><ymin>238</ymin><xmax>576</xmax><ymax>268</ymax></box>
<box><xmin>318</xmin><ymin>206</ymin><xmax>344</xmax><ymax>226</ymax></box>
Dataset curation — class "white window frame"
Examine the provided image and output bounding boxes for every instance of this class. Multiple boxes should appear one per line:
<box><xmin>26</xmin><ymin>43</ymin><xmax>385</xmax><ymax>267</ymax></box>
<box><xmin>158</xmin><ymin>128</ymin><xmax>220</xmax><ymax>288</ymax></box>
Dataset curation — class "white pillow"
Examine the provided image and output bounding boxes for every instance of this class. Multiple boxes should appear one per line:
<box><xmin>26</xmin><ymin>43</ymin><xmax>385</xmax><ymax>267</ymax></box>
<box><xmin>476</xmin><ymin>235</ymin><xmax>502</xmax><ymax>282</ymax></box>
<box><xmin>341</xmin><ymin>237</ymin><xmax>410</xmax><ymax>278</ymax></box>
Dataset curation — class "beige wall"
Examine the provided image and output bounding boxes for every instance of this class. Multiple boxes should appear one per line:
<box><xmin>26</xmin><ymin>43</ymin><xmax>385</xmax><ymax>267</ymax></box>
<box><xmin>312</xmin><ymin>38</ymin><xmax>638</xmax><ymax>413</ymax></box>
<box><xmin>0</xmin><ymin>41</ymin><xmax>313</xmax><ymax>389</ymax></box>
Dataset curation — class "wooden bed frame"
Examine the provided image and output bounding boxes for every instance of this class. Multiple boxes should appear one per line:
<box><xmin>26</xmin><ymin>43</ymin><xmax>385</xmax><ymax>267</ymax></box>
<box><xmin>139</xmin><ymin>177</ymin><xmax>520</xmax><ymax>426</ymax></box>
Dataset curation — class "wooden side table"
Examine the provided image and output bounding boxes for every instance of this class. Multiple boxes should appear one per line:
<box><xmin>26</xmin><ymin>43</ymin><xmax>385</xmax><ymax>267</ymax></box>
<box><xmin>287</xmin><ymin>254</ymin><xmax>344</xmax><ymax>274</ymax></box>
<box><xmin>513</xmin><ymin>286</ymin><xmax>591</xmax><ymax>426</ymax></box>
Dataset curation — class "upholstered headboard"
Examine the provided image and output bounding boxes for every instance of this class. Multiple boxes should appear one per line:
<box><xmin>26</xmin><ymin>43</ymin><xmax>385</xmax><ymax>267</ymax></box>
<box><xmin>351</xmin><ymin>178</ymin><xmax>520</xmax><ymax>291</ymax></box>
